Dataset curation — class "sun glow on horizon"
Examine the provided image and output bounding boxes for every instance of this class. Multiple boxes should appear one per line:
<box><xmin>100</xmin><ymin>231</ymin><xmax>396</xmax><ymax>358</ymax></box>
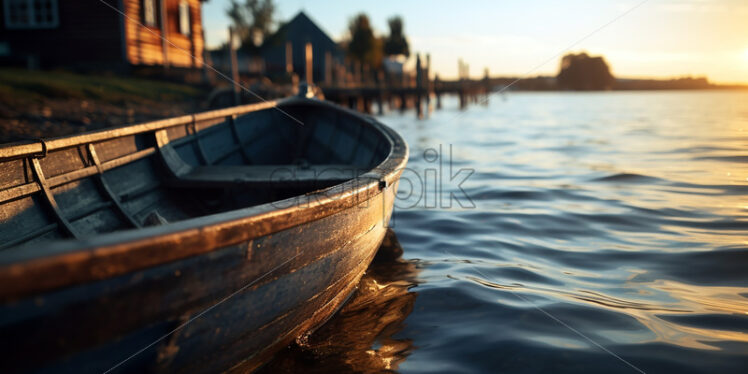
<box><xmin>202</xmin><ymin>0</ymin><xmax>748</xmax><ymax>84</ymax></box>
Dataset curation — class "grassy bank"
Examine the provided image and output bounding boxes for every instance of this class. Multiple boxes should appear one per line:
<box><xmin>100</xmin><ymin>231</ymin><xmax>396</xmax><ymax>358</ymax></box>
<box><xmin>0</xmin><ymin>68</ymin><xmax>206</xmax><ymax>143</ymax></box>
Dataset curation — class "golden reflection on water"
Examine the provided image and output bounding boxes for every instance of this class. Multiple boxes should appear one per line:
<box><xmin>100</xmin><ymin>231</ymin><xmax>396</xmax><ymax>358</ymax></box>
<box><xmin>258</xmin><ymin>230</ymin><xmax>420</xmax><ymax>373</ymax></box>
<box><xmin>642</xmin><ymin>280</ymin><xmax>748</xmax><ymax>350</ymax></box>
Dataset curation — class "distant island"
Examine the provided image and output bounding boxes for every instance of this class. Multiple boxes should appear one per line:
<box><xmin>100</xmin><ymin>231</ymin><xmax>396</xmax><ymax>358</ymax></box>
<box><xmin>486</xmin><ymin>74</ymin><xmax>744</xmax><ymax>91</ymax></box>
<box><xmin>484</xmin><ymin>52</ymin><xmax>748</xmax><ymax>91</ymax></box>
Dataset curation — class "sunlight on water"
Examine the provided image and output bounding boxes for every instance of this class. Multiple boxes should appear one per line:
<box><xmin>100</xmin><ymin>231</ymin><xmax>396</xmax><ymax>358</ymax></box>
<box><xmin>268</xmin><ymin>91</ymin><xmax>748</xmax><ymax>373</ymax></box>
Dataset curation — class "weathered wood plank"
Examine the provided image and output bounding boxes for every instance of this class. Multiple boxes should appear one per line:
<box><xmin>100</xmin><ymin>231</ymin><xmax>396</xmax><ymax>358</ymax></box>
<box><xmin>189</xmin><ymin>121</ymin><xmax>211</xmax><ymax>165</ymax></box>
<box><xmin>227</xmin><ymin>115</ymin><xmax>254</xmax><ymax>164</ymax></box>
<box><xmin>100</xmin><ymin>147</ymin><xmax>158</xmax><ymax>172</ymax></box>
<box><xmin>175</xmin><ymin>164</ymin><xmax>362</xmax><ymax>189</ymax></box>
<box><xmin>0</xmin><ymin>223</ymin><xmax>57</xmax><ymax>251</ymax></box>
<box><xmin>30</xmin><ymin>158</ymin><xmax>79</xmax><ymax>239</ymax></box>
<box><xmin>0</xmin><ymin>183</ymin><xmax>40</xmax><ymax>204</ymax></box>
<box><xmin>0</xmin><ymin>101</ymin><xmax>275</xmax><ymax>161</ymax></box>
<box><xmin>0</xmin><ymin>148</ymin><xmax>157</xmax><ymax>204</ymax></box>
<box><xmin>88</xmin><ymin>144</ymin><xmax>142</xmax><ymax>228</ymax></box>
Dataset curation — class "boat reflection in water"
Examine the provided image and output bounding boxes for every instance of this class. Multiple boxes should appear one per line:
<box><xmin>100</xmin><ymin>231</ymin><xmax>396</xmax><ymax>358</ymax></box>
<box><xmin>258</xmin><ymin>229</ymin><xmax>420</xmax><ymax>373</ymax></box>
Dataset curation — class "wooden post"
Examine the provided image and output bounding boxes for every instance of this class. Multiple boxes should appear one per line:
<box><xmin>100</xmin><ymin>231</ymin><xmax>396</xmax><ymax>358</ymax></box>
<box><xmin>336</xmin><ymin>62</ymin><xmax>344</xmax><ymax>86</ymax></box>
<box><xmin>324</xmin><ymin>51</ymin><xmax>332</xmax><ymax>86</ymax></box>
<box><xmin>458</xmin><ymin>59</ymin><xmax>469</xmax><ymax>110</ymax></box>
<box><xmin>202</xmin><ymin>49</ymin><xmax>215</xmax><ymax>85</ymax></box>
<box><xmin>483</xmin><ymin>67</ymin><xmax>490</xmax><ymax>106</ymax></box>
<box><xmin>160</xmin><ymin>0</ymin><xmax>169</xmax><ymax>68</ymax></box>
<box><xmin>229</xmin><ymin>27</ymin><xmax>240</xmax><ymax>106</ymax></box>
<box><xmin>285</xmin><ymin>41</ymin><xmax>293</xmax><ymax>73</ymax></box>
<box><xmin>354</xmin><ymin>60</ymin><xmax>361</xmax><ymax>85</ymax></box>
<box><xmin>344</xmin><ymin>57</ymin><xmax>350</xmax><ymax>86</ymax></box>
<box><xmin>425</xmin><ymin>53</ymin><xmax>431</xmax><ymax>110</ymax></box>
<box><xmin>415</xmin><ymin>54</ymin><xmax>423</xmax><ymax>118</ymax></box>
<box><xmin>458</xmin><ymin>59</ymin><xmax>465</xmax><ymax>110</ymax></box>
<box><xmin>189</xmin><ymin>10</ymin><xmax>196</xmax><ymax>68</ymax></box>
<box><xmin>434</xmin><ymin>73</ymin><xmax>442</xmax><ymax>109</ymax></box>
<box><xmin>305</xmin><ymin>42</ymin><xmax>313</xmax><ymax>85</ymax></box>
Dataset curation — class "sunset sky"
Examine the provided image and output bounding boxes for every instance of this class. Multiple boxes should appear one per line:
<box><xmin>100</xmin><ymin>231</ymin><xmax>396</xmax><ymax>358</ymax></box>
<box><xmin>202</xmin><ymin>0</ymin><xmax>748</xmax><ymax>83</ymax></box>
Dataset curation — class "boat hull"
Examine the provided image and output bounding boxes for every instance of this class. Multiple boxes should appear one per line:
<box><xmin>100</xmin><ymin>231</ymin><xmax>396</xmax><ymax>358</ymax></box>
<box><xmin>0</xmin><ymin>97</ymin><xmax>408</xmax><ymax>373</ymax></box>
<box><xmin>0</xmin><ymin>180</ymin><xmax>398</xmax><ymax>373</ymax></box>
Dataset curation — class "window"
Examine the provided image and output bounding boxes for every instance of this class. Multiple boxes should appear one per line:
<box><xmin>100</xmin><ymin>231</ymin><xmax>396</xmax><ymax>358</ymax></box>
<box><xmin>4</xmin><ymin>0</ymin><xmax>59</xmax><ymax>29</ymax></box>
<box><xmin>178</xmin><ymin>1</ymin><xmax>190</xmax><ymax>36</ymax></box>
<box><xmin>143</xmin><ymin>0</ymin><xmax>156</xmax><ymax>27</ymax></box>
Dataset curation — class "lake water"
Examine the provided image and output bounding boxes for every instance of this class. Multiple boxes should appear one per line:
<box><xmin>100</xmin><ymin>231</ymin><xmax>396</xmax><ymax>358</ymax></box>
<box><xmin>263</xmin><ymin>91</ymin><xmax>748</xmax><ymax>373</ymax></box>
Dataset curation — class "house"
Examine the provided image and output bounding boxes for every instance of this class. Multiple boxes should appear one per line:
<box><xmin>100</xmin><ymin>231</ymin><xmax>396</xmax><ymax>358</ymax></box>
<box><xmin>259</xmin><ymin>11</ymin><xmax>343</xmax><ymax>82</ymax></box>
<box><xmin>0</xmin><ymin>0</ymin><xmax>205</xmax><ymax>69</ymax></box>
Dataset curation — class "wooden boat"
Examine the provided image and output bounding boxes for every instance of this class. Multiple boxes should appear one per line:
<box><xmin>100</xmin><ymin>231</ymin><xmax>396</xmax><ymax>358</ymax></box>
<box><xmin>258</xmin><ymin>229</ymin><xmax>419</xmax><ymax>373</ymax></box>
<box><xmin>0</xmin><ymin>96</ymin><xmax>408</xmax><ymax>373</ymax></box>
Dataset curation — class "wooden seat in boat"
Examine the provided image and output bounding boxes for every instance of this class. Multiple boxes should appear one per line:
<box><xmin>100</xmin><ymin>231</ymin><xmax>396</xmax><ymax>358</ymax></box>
<box><xmin>173</xmin><ymin>164</ymin><xmax>364</xmax><ymax>189</ymax></box>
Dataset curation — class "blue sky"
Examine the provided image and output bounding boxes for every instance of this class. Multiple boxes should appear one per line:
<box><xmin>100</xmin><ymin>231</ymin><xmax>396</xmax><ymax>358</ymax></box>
<box><xmin>202</xmin><ymin>0</ymin><xmax>748</xmax><ymax>83</ymax></box>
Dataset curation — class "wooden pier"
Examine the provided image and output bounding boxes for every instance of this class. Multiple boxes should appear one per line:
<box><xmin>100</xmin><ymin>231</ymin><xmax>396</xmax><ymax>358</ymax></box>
<box><xmin>218</xmin><ymin>35</ymin><xmax>494</xmax><ymax>117</ymax></box>
<box><xmin>319</xmin><ymin>78</ymin><xmax>491</xmax><ymax>117</ymax></box>
<box><xmin>318</xmin><ymin>54</ymin><xmax>493</xmax><ymax>117</ymax></box>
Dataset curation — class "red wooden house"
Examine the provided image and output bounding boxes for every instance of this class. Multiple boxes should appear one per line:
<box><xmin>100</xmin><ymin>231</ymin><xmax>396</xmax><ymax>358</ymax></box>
<box><xmin>0</xmin><ymin>0</ymin><xmax>205</xmax><ymax>69</ymax></box>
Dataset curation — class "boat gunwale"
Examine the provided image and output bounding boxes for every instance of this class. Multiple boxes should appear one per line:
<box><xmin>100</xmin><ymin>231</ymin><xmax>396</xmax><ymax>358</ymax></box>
<box><xmin>0</xmin><ymin>101</ymin><xmax>280</xmax><ymax>161</ymax></box>
<box><xmin>0</xmin><ymin>98</ymin><xmax>409</xmax><ymax>300</ymax></box>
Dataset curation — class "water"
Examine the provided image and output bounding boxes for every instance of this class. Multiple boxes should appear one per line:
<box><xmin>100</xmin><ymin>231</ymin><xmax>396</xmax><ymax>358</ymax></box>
<box><xmin>264</xmin><ymin>91</ymin><xmax>748</xmax><ymax>373</ymax></box>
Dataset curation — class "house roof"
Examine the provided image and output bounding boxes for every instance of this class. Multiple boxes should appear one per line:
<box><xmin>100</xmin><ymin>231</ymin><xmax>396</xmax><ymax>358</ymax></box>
<box><xmin>261</xmin><ymin>11</ymin><xmax>340</xmax><ymax>53</ymax></box>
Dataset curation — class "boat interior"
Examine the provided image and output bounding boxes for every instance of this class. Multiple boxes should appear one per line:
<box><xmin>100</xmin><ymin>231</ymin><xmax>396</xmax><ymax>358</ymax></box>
<box><xmin>0</xmin><ymin>101</ymin><xmax>391</xmax><ymax>250</ymax></box>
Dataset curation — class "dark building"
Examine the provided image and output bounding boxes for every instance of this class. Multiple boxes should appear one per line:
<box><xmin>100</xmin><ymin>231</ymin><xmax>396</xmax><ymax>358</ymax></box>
<box><xmin>260</xmin><ymin>11</ymin><xmax>343</xmax><ymax>82</ymax></box>
<box><xmin>0</xmin><ymin>0</ymin><xmax>205</xmax><ymax>69</ymax></box>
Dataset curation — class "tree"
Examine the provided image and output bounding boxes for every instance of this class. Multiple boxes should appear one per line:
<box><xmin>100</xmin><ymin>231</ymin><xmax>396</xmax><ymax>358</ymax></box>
<box><xmin>383</xmin><ymin>16</ymin><xmax>409</xmax><ymax>57</ymax></box>
<box><xmin>557</xmin><ymin>52</ymin><xmax>615</xmax><ymax>90</ymax></box>
<box><xmin>226</xmin><ymin>0</ymin><xmax>275</xmax><ymax>49</ymax></box>
<box><xmin>347</xmin><ymin>13</ymin><xmax>383</xmax><ymax>68</ymax></box>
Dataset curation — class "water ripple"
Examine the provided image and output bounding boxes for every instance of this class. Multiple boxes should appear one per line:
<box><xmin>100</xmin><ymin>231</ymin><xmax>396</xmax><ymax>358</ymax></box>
<box><xmin>277</xmin><ymin>92</ymin><xmax>748</xmax><ymax>373</ymax></box>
